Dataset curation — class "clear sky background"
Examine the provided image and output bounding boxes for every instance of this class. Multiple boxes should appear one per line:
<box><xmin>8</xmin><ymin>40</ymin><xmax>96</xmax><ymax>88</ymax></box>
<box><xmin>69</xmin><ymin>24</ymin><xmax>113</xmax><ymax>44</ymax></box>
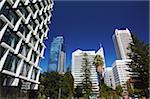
<box><xmin>40</xmin><ymin>1</ymin><xmax>149</xmax><ymax>72</ymax></box>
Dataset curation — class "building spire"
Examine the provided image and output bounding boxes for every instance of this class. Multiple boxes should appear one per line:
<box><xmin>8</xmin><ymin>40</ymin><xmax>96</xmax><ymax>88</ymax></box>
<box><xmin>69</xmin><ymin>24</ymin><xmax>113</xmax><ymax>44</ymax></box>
<box><xmin>99</xmin><ymin>42</ymin><xmax>102</xmax><ymax>48</ymax></box>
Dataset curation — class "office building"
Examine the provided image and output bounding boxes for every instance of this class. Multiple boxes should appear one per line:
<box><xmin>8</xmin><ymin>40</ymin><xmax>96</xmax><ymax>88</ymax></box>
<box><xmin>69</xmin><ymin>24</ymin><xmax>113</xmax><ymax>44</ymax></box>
<box><xmin>112</xmin><ymin>60</ymin><xmax>131</xmax><ymax>93</ymax></box>
<box><xmin>0</xmin><ymin>0</ymin><xmax>53</xmax><ymax>98</ymax></box>
<box><xmin>112</xmin><ymin>28</ymin><xmax>132</xmax><ymax>59</ymax></box>
<box><xmin>104</xmin><ymin>67</ymin><xmax>115</xmax><ymax>89</ymax></box>
<box><xmin>72</xmin><ymin>47</ymin><xmax>106</xmax><ymax>97</ymax></box>
<box><xmin>112</xmin><ymin>28</ymin><xmax>132</xmax><ymax>94</ymax></box>
<box><xmin>48</xmin><ymin>36</ymin><xmax>65</xmax><ymax>73</ymax></box>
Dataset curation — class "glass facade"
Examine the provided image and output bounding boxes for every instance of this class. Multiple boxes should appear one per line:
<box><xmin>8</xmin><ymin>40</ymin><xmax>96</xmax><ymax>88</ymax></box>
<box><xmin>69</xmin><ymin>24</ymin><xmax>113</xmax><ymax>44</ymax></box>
<box><xmin>19</xmin><ymin>41</ymin><xmax>30</xmax><ymax>57</ymax></box>
<box><xmin>1</xmin><ymin>28</ymin><xmax>20</xmax><ymax>49</ymax></box>
<box><xmin>20</xmin><ymin>61</ymin><xmax>30</xmax><ymax>77</ymax></box>
<box><xmin>48</xmin><ymin>36</ymin><xmax>65</xmax><ymax>72</ymax></box>
<box><xmin>3</xmin><ymin>53</ymin><xmax>20</xmax><ymax>73</ymax></box>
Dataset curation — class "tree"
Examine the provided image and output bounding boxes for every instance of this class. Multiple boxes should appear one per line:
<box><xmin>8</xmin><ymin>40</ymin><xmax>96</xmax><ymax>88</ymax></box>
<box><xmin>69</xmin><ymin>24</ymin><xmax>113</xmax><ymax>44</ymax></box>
<box><xmin>93</xmin><ymin>55</ymin><xmax>104</xmax><ymax>73</ymax></box>
<box><xmin>38</xmin><ymin>71</ymin><xmax>74</xmax><ymax>99</ymax></box>
<box><xmin>63</xmin><ymin>71</ymin><xmax>74</xmax><ymax>98</ymax></box>
<box><xmin>81</xmin><ymin>53</ymin><xmax>92</xmax><ymax>98</ymax></box>
<box><xmin>93</xmin><ymin>55</ymin><xmax>104</xmax><ymax>97</ymax></box>
<box><xmin>101</xmin><ymin>84</ymin><xmax>115</xmax><ymax>98</ymax></box>
<box><xmin>75</xmin><ymin>85</ymin><xmax>83</xmax><ymax>98</ymax></box>
<box><xmin>116</xmin><ymin>85</ymin><xmax>123</xmax><ymax>96</ymax></box>
<box><xmin>127</xmin><ymin>35</ymin><xmax>149</xmax><ymax>97</ymax></box>
<box><xmin>126</xmin><ymin>80</ymin><xmax>134</xmax><ymax>96</ymax></box>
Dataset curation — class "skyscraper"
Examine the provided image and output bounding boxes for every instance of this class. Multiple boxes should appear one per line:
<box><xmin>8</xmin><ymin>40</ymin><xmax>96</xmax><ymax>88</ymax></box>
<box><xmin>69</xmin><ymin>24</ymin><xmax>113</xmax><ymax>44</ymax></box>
<box><xmin>48</xmin><ymin>36</ymin><xmax>65</xmax><ymax>73</ymax></box>
<box><xmin>112</xmin><ymin>28</ymin><xmax>132</xmax><ymax>94</ymax></box>
<box><xmin>0</xmin><ymin>0</ymin><xmax>53</xmax><ymax>98</ymax></box>
<box><xmin>112</xmin><ymin>28</ymin><xmax>132</xmax><ymax>59</ymax></box>
<box><xmin>72</xmin><ymin>47</ymin><xmax>106</xmax><ymax>97</ymax></box>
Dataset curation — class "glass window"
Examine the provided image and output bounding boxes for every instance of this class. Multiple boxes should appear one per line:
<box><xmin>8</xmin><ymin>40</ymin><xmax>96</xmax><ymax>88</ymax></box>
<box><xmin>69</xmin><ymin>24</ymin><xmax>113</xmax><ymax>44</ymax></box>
<box><xmin>30</xmin><ymin>4</ymin><xmax>36</xmax><ymax>13</ymax></box>
<box><xmin>0</xmin><ymin>19</ymin><xmax>6</xmax><ymax>30</ymax></box>
<box><xmin>0</xmin><ymin>2</ymin><xmax>19</xmax><ymax>26</ymax></box>
<box><xmin>30</xmin><ymin>19</ymin><xmax>36</xmax><ymax>30</ymax></box>
<box><xmin>18</xmin><ymin>4</ymin><xmax>29</xmax><ymax>18</ymax></box>
<box><xmin>1</xmin><ymin>28</ymin><xmax>20</xmax><ymax>49</ymax></box>
<box><xmin>0</xmin><ymin>46</ymin><xmax>6</xmax><ymax>59</ymax></box>
<box><xmin>37</xmin><ymin>44</ymin><xmax>42</xmax><ymax>53</ymax></box>
<box><xmin>18</xmin><ymin>23</ymin><xmax>29</xmax><ymax>38</ymax></box>
<box><xmin>31</xmin><ymin>51</ymin><xmax>37</xmax><ymax>63</ymax></box>
<box><xmin>31</xmin><ymin>68</ymin><xmax>38</xmax><ymax>80</ymax></box>
<box><xmin>19</xmin><ymin>41</ymin><xmax>30</xmax><ymax>57</ymax></box>
<box><xmin>20</xmin><ymin>61</ymin><xmax>30</xmax><ymax>77</ymax></box>
<box><xmin>30</xmin><ymin>35</ymin><xmax>37</xmax><ymax>46</ymax></box>
<box><xmin>3</xmin><ymin>53</ymin><xmax>20</xmax><ymax>73</ymax></box>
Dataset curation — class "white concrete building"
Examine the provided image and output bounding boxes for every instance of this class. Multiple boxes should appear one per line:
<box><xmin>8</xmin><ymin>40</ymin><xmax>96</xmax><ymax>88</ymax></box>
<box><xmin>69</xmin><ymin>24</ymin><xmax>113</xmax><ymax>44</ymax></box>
<box><xmin>104</xmin><ymin>67</ymin><xmax>115</xmax><ymax>89</ymax></box>
<box><xmin>112</xmin><ymin>28</ymin><xmax>133</xmax><ymax>94</ymax></box>
<box><xmin>112</xmin><ymin>28</ymin><xmax>132</xmax><ymax>59</ymax></box>
<box><xmin>112</xmin><ymin>60</ymin><xmax>131</xmax><ymax>93</ymax></box>
<box><xmin>0</xmin><ymin>0</ymin><xmax>53</xmax><ymax>97</ymax></box>
<box><xmin>72</xmin><ymin>47</ymin><xmax>106</xmax><ymax>96</ymax></box>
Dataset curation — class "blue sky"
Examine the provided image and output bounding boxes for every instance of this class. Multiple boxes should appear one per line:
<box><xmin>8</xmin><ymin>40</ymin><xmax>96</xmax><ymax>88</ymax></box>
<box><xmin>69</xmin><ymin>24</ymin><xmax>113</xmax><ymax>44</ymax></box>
<box><xmin>40</xmin><ymin>1</ymin><xmax>149</xmax><ymax>72</ymax></box>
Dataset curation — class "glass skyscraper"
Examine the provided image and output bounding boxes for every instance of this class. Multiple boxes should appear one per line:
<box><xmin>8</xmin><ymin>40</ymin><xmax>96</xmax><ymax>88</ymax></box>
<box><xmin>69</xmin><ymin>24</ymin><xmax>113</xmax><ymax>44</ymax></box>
<box><xmin>48</xmin><ymin>36</ymin><xmax>65</xmax><ymax>73</ymax></box>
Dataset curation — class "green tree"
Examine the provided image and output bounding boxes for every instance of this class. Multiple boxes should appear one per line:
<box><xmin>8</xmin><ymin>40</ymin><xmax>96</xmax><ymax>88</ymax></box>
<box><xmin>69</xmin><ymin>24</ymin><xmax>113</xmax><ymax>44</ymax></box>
<box><xmin>116</xmin><ymin>85</ymin><xmax>123</xmax><ymax>96</ymax></box>
<box><xmin>127</xmin><ymin>35</ymin><xmax>149</xmax><ymax>97</ymax></box>
<box><xmin>93</xmin><ymin>55</ymin><xmax>104</xmax><ymax>97</ymax></box>
<box><xmin>101</xmin><ymin>84</ymin><xmax>114</xmax><ymax>98</ymax></box>
<box><xmin>81</xmin><ymin>53</ymin><xmax>92</xmax><ymax>98</ymax></box>
<box><xmin>63</xmin><ymin>71</ymin><xmax>74</xmax><ymax>98</ymax></box>
<box><xmin>93</xmin><ymin>55</ymin><xmax>104</xmax><ymax>73</ymax></box>
<box><xmin>75</xmin><ymin>85</ymin><xmax>83</xmax><ymax>98</ymax></box>
<box><xmin>38</xmin><ymin>71</ymin><xmax>74</xmax><ymax>99</ymax></box>
<box><xmin>126</xmin><ymin>80</ymin><xmax>134</xmax><ymax>96</ymax></box>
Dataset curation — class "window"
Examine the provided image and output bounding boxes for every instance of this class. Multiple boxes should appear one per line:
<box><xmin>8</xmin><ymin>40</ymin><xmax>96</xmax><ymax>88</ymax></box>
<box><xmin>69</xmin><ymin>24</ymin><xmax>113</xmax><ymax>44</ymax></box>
<box><xmin>0</xmin><ymin>19</ymin><xmax>6</xmax><ymax>30</ymax></box>
<box><xmin>18</xmin><ymin>23</ymin><xmax>29</xmax><ymax>38</ymax></box>
<box><xmin>19</xmin><ymin>41</ymin><xmax>30</xmax><ymax>57</ymax></box>
<box><xmin>3</xmin><ymin>53</ymin><xmax>20</xmax><ymax>73</ymax></box>
<box><xmin>30</xmin><ymin>51</ymin><xmax>37</xmax><ymax>63</ymax></box>
<box><xmin>37</xmin><ymin>44</ymin><xmax>42</xmax><ymax>53</ymax></box>
<box><xmin>0</xmin><ymin>3</ymin><xmax>19</xmax><ymax>26</ymax></box>
<box><xmin>19</xmin><ymin>4</ymin><xmax>29</xmax><ymax>18</ymax></box>
<box><xmin>1</xmin><ymin>28</ymin><xmax>20</xmax><ymax>49</ymax></box>
<box><xmin>0</xmin><ymin>46</ymin><xmax>6</xmax><ymax>59</ymax></box>
<box><xmin>31</xmin><ymin>68</ymin><xmax>38</xmax><ymax>80</ymax></box>
<box><xmin>29</xmin><ymin>35</ymin><xmax>37</xmax><ymax>46</ymax></box>
<box><xmin>20</xmin><ymin>62</ymin><xmax>30</xmax><ymax>77</ymax></box>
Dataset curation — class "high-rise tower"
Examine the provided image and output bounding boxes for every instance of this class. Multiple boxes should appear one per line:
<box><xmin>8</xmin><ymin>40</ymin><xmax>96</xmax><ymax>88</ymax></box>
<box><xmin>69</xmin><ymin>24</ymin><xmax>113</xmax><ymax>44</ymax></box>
<box><xmin>112</xmin><ymin>28</ymin><xmax>132</xmax><ymax>59</ymax></box>
<box><xmin>112</xmin><ymin>28</ymin><xmax>132</xmax><ymax>94</ymax></box>
<box><xmin>48</xmin><ymin>36</ymin><xmax>65</xmax><ymax>73</ymax></box>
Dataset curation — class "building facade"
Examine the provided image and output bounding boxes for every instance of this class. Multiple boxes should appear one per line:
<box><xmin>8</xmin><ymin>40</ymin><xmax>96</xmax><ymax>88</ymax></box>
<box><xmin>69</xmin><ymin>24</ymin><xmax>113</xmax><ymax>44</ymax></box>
<box><xmin>48</xmin><ymin>36</ymin><xmax>65</xmax><ymax>73</ymax></box>
<box><xmin>104</xmin><ymin>67</ymin><xmax>115</xmax><ymax>89</ymax></box>
<box><xmin>0</xmin><ymin>0</ymin><xmax>53</xmax><ymax>98</ymax></box>
<box><xmin>72</xmin><ymin>47</ymin><xmax>106</xmax><ymax>97</ymax></box>
<box><xmin>112</xmin><ymin>28</ymin><xmax>132</xmax><ymax>59</ymax></box>
<box><xmin>112</xmin><ymin>28</ymin><xmax>132</xmax><ymax>94</ymax></box>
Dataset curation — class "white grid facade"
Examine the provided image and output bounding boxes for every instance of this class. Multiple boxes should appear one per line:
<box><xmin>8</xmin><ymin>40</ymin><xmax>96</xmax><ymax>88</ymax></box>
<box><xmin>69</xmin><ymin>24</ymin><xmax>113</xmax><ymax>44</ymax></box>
<box><xmin>0</xmin><ymin>0</ymin><xmax>53</xmax><ymax>90</ymax></box>
<box><xmin>72</xmin><ymin>49</ymin><xmax>101</xmax><ymax>96</ymax></box>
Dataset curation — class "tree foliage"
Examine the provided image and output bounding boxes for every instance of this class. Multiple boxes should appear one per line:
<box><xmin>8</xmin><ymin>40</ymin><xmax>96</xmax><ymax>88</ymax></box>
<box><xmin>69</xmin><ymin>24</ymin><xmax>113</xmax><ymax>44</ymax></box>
<box><xmin>93</xmin><ymin>55</ymin><xmax>104</xmax><ymax>73</ymax></box>
<box><xmin>115</xmin><ymin>85</ymin><xmax>123</xmax><ymax>96</ymax></box>
<box><xmin>101</xmin><ymin>84</ymin><xmax>115</xmax><ymax>98</ymax></box>
<box><xmin>127</xmin><ymin>35</ymin><xmax>149</xmax><ymax>97</ymax></box>
<box><xmin>38</xmin><ymin>71</ymin><xmax>74</xmax><ymax>99</ymax></box>
<box><xmin>80</xmin><ymin>53</ymin><xmax>92</xmax><ymax>98</ymax></box>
